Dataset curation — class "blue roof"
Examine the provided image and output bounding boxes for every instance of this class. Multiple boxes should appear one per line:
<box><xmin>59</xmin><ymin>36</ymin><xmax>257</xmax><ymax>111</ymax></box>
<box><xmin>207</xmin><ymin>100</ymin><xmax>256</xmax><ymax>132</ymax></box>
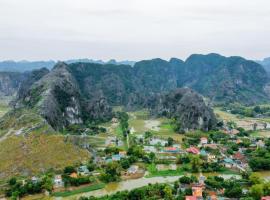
<box><xmin>112</xmin><ymin>154</ymin><xmax>121</xmax><ymax>160</ymax></box>
<box><xmin>224</xmin><ymin>158</ymin><xmax>234</xmax><ymax>164</ymax></box>
<box><xmin>200</xmin><ymin>150</ymin><xmax>207</xmax><ymax>156</ymax></box>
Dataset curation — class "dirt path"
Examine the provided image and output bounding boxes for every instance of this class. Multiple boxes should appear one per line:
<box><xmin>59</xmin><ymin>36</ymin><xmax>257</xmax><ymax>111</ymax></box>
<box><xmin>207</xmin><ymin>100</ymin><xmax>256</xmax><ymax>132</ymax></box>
<box><xmin>0</xmin><ymin>129</ymin><xmax>13</xmax><ymax>143</ymax></box>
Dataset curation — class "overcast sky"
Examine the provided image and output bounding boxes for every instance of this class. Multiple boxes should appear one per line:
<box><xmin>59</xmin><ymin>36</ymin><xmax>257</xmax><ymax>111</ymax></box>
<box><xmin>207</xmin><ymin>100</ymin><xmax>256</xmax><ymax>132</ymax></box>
<box><xmin>1</xmin><ymin>0</ymin><xmax>270</xmax><ymax>61</ymax></box>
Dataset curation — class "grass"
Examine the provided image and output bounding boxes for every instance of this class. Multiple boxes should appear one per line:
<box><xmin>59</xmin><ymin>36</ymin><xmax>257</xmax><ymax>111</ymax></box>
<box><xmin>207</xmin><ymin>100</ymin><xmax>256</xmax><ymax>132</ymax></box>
<box><xmin>0</xmin><ymin>134</ymin><xmax>90</xmax><ymax>179</ymax></box>
<box><xmin>86</xmin><ymin>133</ymin><xmax>109</xmax><ymax>147</ymax></box>
<box><xmin>214</xmin><ymin>107</ymin><xmax>239</xmax><ymax>121</ymax></box>
<box><xmin>251</xmin><ymin>130</ymin><xmax>270</xmax><ymax>137</ymax></box>
<box><xmin>113</xmin><ymin>125</ymin><xmax>123</xmax><ymax>138</ymax></box>
<box><xmin>153</xmin><ymin>118</ymin><xmax>184</xmax><ymax>142</ymax></box>
<box><xmin>127</xmin><ymin>110</ymin><xmax>184</xmax><ymax>143</ymax></box>
<box><xmin>52</xmin><ymin>183</ymin><xmax>105</xmax><ymax>197</ymax></box>
<box><xmin>129</xmin><ymin>118</ymin><xmax>146</xmax><ymax>133</ymax></box>
<box><xmin>146</xmin><ymin>169</ymin><xmax>184</xmax><ymax>178</ymax></box>
<box><xmin>145</xmin><ymin>163</ymin><xmax>185</xmax><ymax>178</ymax></box>
<box><xmin>21</xmin><ymin>194</ymin><xmax>53</xmax><ymax>200</ymax></box>
<box><xmin>0</xmin><ymin>108</ymin><xmax>54</xmax><ymax>136</ymax></box>
<box><xmin>219</xmin><ymin>168</ymin><xmax>240</xmax><ymax>175</ymax></box>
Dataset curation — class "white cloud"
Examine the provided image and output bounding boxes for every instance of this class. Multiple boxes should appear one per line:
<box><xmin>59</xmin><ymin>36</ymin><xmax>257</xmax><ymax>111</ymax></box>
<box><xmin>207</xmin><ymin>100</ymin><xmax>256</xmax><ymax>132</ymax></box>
<box><xmin>0</xmin><ymin>0</ymin><xmax>270</xmax><ymax>61</ymax></box>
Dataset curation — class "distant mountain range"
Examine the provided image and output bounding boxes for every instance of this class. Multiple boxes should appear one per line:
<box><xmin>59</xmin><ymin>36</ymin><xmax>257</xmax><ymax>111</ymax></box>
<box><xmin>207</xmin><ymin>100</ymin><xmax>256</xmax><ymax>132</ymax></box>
<box><xmin>2</xmin><ymin>56</ymin><xmax>270</xmax><ymax>75</ymax></box>
<box><xmin>0</xmin><ymin>59</ymin><xmax>136</xmax><ymax>72</ymax></box>
<box><xmin>0</xmin><ymin>53</ymin><xmax>265</xmax><ymax>132</ymax></box>
<box><xmin>1</xmin><ymin>53</ymin><xmax>269</xmax><ymax>106</ymax></box>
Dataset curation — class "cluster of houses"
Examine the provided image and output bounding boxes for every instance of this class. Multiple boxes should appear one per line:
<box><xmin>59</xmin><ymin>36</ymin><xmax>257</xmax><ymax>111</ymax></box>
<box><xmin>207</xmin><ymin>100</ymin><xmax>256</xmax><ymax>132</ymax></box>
<box><xmin>103</xmin><ymin>127</ymin><xmax>269</xmax><ymax>176</ymax></box>
<box><xmin>183</xmin><ymin>177</ymin><xmax>270</xmax><ymax>200</ymax></box>
<box><xmin>135</xmin><ymin>132</ymin><xmax>266</xmax><ymax>174</ymax></box>
<box><xmin>53</xmin><ymin>165</ymin><xmax>92</xmax><ymax>189</ymax></box>
<box><xmin>105</xmin><ymin>150</ymin><xmax>127</xmax><ymax>162</ymax></box>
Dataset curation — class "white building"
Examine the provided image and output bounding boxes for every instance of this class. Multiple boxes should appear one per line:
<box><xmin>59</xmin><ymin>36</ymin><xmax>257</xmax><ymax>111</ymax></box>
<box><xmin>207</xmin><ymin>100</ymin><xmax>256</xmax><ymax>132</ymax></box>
<box><xmin>54</xmin><ymin>175</ymin><xmax>64</xmax><ymax>188</ymax></box>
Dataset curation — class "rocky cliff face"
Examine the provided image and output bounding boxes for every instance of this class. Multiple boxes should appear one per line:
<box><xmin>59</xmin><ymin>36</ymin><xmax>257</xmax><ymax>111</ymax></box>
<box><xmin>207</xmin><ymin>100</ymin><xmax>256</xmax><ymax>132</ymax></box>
<box><xmin>14</xmin><ymin>62</ymin><xmax>113</xmax><ymax>130</ymax></box>
<box><xmin>15</xmin><ymin>62</ymin><xmax>83</xmax><ymax>130</ymax></box>
<box><xmin>15</xmin><ymin>68</ymin><xmax>50</xmax><ymax>101</ymax></box>
<box><xmin>0</xmin><ymin>72</ymin><xmax>26</xmax><ymax>96</ymax></box>
<box><xmin>147</xmin><ymin>88</ymin><xmax>217</xmax><ymax>132</ymax></box>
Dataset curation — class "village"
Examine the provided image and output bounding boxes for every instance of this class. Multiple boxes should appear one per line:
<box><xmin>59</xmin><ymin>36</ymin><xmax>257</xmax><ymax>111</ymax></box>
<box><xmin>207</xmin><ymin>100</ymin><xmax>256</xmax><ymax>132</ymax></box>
<box><xmin>2</xmin><ymin>109</ymin><xmax>270</xmax><ymax>200</ymax></box>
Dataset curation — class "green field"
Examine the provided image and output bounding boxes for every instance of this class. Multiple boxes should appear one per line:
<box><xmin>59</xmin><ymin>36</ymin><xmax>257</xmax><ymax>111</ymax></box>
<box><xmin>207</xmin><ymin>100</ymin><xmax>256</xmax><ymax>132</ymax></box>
<box><xmin>128</xmin><ymin>110</ymin><xmax>184</xmax><ymax>143</ymax></box>
<box><xmin>214</xmin><ymin>107</ymin><xmax>270</xmax><ymax>131</ymax></box>
<box><xmin>146</xmin><ymin>163</ymin><xmax>185</xmax><ymax>178</ymax></box>
<box><xmin>52</xmin><ymin>183</ymin><xmax>105</xmax><ymax>197</ymax></box>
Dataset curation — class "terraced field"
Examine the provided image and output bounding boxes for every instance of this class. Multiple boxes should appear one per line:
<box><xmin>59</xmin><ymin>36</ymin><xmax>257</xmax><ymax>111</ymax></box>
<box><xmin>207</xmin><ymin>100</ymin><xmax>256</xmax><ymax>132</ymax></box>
<box><xmin>214</xmin><ymin>107</ymin><xmax>270</xmax><ymax>130</ymax></box>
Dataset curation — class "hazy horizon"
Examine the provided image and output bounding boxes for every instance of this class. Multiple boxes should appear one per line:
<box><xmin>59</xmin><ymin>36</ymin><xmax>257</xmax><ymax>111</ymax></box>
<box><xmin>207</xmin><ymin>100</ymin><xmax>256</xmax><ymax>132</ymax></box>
<box><xmin>1</xmin><ymin>0</ymin><xmax>270</xmax><ymax>61</ymax></box>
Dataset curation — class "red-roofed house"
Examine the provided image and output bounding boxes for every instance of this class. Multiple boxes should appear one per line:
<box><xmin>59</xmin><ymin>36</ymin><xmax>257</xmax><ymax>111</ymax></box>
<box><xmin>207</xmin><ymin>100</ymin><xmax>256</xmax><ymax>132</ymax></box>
<box><xmin>164</xmin><ymin>147</ymin><xmax>179</xmax><ymax>153</ymax></box>
<box><xmin>186</xmin><ymin>196</ymin><xmax>197</xmax><ymax>200</ymax></box>
<box><xmin>186</xmin><ymin>147</ymin><xmax>200</xmax><ymax>154</ymax></box>
<box><xmin>208</xmin><ymin>191</ymin><xmax>217</xmax><ymax>200</ymax></box>
<box><xmin>233</xmin><ymin>152</ymin><xmax>246</xmax><ymax>162</ymax></box>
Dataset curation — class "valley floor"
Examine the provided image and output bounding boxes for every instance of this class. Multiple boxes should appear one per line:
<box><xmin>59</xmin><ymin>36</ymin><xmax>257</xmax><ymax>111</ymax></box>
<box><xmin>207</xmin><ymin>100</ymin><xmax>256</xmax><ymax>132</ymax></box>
<box><xmin>2</xmin><ymin>104</ymin><xmax>270</xmax><ymax>200</ymax></box>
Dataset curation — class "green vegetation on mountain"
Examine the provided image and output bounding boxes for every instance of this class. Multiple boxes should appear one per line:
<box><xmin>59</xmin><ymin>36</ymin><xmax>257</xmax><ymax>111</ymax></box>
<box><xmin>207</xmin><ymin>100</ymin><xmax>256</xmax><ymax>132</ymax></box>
<box><xmin>0</xmin><ymin>108</ymin><xmax>89</xmax><ymax>179</ymax></box>
<box><xmin>0</xmin><ymin>133</ymin><xmax>89</xmax><ymax>179</ymax></box>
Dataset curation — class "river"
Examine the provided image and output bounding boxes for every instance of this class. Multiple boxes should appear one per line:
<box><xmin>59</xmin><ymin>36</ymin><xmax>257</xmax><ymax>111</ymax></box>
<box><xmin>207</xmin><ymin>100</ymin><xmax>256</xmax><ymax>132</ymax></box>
<box><xmin>60</xmin><ymin>173</ymin><xmax>241</xmax><ymax>200</ymax></box>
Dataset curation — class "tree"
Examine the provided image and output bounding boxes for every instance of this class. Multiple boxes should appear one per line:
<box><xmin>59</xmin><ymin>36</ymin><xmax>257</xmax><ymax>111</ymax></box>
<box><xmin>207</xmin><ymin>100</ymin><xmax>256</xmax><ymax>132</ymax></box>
<box><xmin>179</xmin><ymin>176</ymin><xmax>191</xmax><ymax>184</ymax></box>
<box><xmin>224</xmin><ymin>184</ymin><xmax>242</xmax><ymax>198</ymax></box>
<box><xmin>249</xmin><ymin>173</ymin><xmax>264</xmax><ymax>185</ymax></box>
<box><xmin>163</xmin><ymin>185</ymin><xmax>173</xmax><ymax>200</ymax></box>
<box><xmin>64</xmin><ymin>166</ymin><xmax>76</xmax><ymax>174</ymax></box>
<box><xmin>253</xmin><ymin>123</ymin><xmax>258</xmax><ymax>131</ymax></box>
<box><xmin>120</xmin><ymin>158</ymin><xmax>130</xmax><ymax>169</ymax></box>
<box><xmin>144</xmin><ymin>131</ymin><xmax>153</xmax><ymax>139</ymax></box>
<box><xmin>264</xmin><ymin>123</ymin><xmax>267</xmax><ymax>130</ymax></box>
<box><xmin>8</xmin><ymin>178</ymin><xmax>17</xmax><ymax>186</ymax></box>
<box><xmin>264</xmin><ymin>182</ymin><xmax>270</xmax><ymax>196</ymax></box>
<box><xmin>100</xmin><ymin>162</ymin><xmax>121</xmax><ymax>183</ymax></box>
<box><xmin>41</xmin><ymin>175</ymin><xmax>53</xmax><ymax>192</ymax></box>
<box><xmin>127</xmin><ymin>146</ymin><xmax>144</xmax><ymax>158</ymax></box>
<box><xmin>249</xmin><ymin>184</ymin><xmax>264</xmax><ymax>200</ymax></box>
<box><xmin>254</xmin><ymin>106</ymin><xmax>262</xmax><ymax>113</ymax></box>
<box><xmin>149</xmin><ymin>152</ymin><xmax>156</xmax><ymax>162</ymax></box>
<box><xmin>87</xmin><ymin>163</ymin><xmax>96</xmax><ymax>172</ymax></box>
<box><xmin>227</xmin><ymin>121</ymin><xmax>237</xmax><ymax>129</ymax></box>
<box><xmin>167</xmin><ymin>137</ymin><xmax>174</xmax><ymax>146</ymax></box>
<box><xmin>190</xmin><ymin>155</ymin><xmax>202</xmax><ymax>172</ymax></box>
<box><xmin>174</xmin><ymin>181</ymin><xmax>180</xmax><ymax>192</ymax></box>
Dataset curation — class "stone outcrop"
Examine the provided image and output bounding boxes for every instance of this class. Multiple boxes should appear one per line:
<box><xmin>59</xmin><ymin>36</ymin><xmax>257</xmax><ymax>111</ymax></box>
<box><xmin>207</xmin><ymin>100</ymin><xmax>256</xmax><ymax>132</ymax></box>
<box><xmin>147</xmin><ymin>88</ymin><xmax>217</xmax><ymax>132</ymax></box>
